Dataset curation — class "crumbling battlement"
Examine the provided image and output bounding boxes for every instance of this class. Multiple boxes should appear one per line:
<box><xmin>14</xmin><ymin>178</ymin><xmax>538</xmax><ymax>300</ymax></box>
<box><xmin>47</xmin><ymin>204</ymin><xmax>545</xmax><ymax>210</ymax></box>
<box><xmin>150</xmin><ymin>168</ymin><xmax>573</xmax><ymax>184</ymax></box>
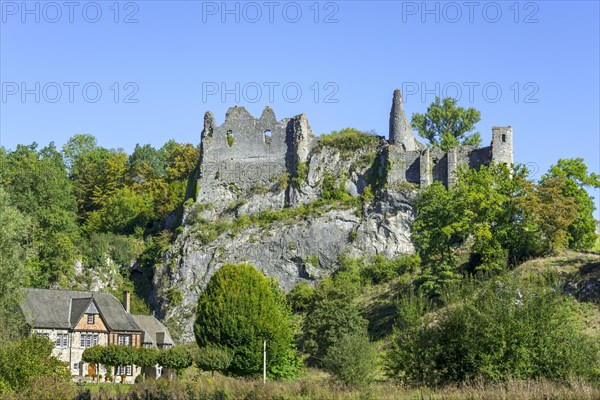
<box><xmin>197</xmin><ymin>106</ymin><xmax>314</xmax><ymax>204</ymax></box>
<box><xmin>196</xmin><ymin>90</ymin><xmax>514</xmax><ymax>205</ymax></box>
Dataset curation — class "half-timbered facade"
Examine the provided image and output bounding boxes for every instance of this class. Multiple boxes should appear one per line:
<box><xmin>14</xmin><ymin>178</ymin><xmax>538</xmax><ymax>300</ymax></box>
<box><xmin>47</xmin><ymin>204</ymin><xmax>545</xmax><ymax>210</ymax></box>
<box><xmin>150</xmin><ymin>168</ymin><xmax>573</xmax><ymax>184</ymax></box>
<box><xmin>21</xmin><ymin>288</ymin><xmax>170</xmax><ymax>383</ymax></box>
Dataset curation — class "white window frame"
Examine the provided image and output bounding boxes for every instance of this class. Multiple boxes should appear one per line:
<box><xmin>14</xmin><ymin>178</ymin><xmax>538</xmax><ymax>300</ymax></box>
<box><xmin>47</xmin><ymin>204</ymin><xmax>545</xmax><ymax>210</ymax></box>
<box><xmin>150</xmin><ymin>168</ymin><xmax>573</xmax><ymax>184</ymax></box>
<box><xmin>116</xmin><ymin>365</ymin><xmax>133</xmax><ymax>376</ymax></box>
<box><xmin>55</xmin><ymin>333</ymin><xmax>69</xmax><ymax>348</ymax></box>
<box><xmin>117</xmin><ymin>334</ymin><xmax>131</xmax><ymax>346</ymax></box>
<box><xmin>87</xmin><ymin>314</ymin><xmax>94</xmax><ymax>324</ymax></box>
<box><xmin>80</xmin><ymin>333</ymin><xmax>99</xmax><ymax>348</ymax></box>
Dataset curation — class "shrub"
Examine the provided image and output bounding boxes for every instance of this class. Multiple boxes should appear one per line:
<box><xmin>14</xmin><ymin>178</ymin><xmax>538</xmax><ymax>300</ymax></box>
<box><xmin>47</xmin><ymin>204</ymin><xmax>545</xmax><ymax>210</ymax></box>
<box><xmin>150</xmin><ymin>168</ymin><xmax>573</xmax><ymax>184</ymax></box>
<box><xmin>302</xmin><ymin>278</ymin><xmax>368</xmax><ymax>365</ymax></box>
<box><xmin>361</xmin><ymin>254</ymin><xmax>420</xmax><ymax>285</ymax></box>
<box><xmin>323</xmin><ymin>332</ymin><xmax>377</xmax><ymax>387</ymax></box>
<box><xmin>157</xmin><ymin>345</ymin><xmax>192</xmax><ymax>377</ymax></box>
<box><xmin>0</xmin><ymin>336</ymin><xmax>70</xmax><ymax>393</ymax></box>
<box><xmin>387</xmin><ymin>276</ymin><xmax>600</xmax><ymax>385</ymax></box>
<box><xmin>317</xmin><ymin>128</ymin><xmax>380</xmax><ymax>154</ymax></box>
<box><xmin>194</xmin><ymin>263</ymin><xmax>301</xmax><ymax>379</ymax></box>
<box><xmin>194</xmin><ymin>346</ymin><xmax>233</xmax><ymax>376</ymax></box>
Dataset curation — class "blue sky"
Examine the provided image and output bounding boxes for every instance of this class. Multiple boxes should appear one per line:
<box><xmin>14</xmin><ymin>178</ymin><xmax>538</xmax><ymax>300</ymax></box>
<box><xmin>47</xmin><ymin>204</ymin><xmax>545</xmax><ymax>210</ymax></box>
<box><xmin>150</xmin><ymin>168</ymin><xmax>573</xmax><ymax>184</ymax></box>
<box><xmin>1</xmin><ymin>1</ymin><xmax>599</xmax><ymax>208</ymax></box>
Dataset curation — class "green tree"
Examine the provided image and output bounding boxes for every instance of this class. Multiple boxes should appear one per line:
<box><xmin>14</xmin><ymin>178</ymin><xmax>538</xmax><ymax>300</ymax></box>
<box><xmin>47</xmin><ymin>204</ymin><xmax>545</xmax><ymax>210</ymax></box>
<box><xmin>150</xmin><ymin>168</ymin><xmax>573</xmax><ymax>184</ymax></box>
<box><xmin>0</xmin><ymin>336</ymin><xmax>70</xmax><ymax>393</ymax></box>
<box><xmin>82</xmin><ymin>345</ymin><xmax>104</xmax><ymax>366</ymax></box>
<box><xmin>133</xmin><ymin>347</ymin><xmax>159</xmax><ymax>381</ymax></box>
<box><xmin>322</xmin><ymin>332</ymin><xmax>377</xmax><ymax>387</ymax></box>
<box><xmin>412</xmin><ymin>164</ymin><xmax>543</xmax><ymax>295</ymax></box>
<box><xmin>103</xmin><ymin>186</ymin><xmax>153</xmax><ymax>234</ymax></box>
<box><xmin>411</xmin><ymin>97</ymin><xmax>481</xmax><ymax>151</ymax></box>
<box><xmin>194</xmin><ymin>263</ymin><xmax>301</xmax><ymax>379</ymax></box>
<box><xmin>287</xmin><ymin>282</ymin><xmax>315</xmax><ymax>313</ymax></box>
<box><xmin>62</xmin><ymin>134</ymin><xmax>97</xmax><ymax>171</ymax></box>
<box><xmin>97</xmin><ymin>345</ymin><xmax>134</xmax><ymax>382</ymax></box>
<box><xmin>302</xmin><ymin>278</ymin><xmax>369</xmax><ymax>366</ymax></box>
<box><xmin>387</xmin><ymin>276</ymin><xmax>599</xmax><ymax>385</ymax></box>
<box><xmin>128</xmin><ymin>144</ymin><xmax>164</xmax><ymax>182</ymax></box>
<box><xmin>68</xmin><ymin>145</ymin><xmax>128</xmax><ymax>233</ymax></box>
<box><xmin>2</xmin><ymin>143</ymin><xmax>80</xmax><ymax>286</ymax></box>
<box><xmin>161</xmin><ymin>141</ymin><xmax>199</xmax><ymax>182</ymax></box>
<box><xmin>194</xmin><ymin>346</ymin><xmax>233</xmax><ymax>377</ymax></box>
<box><xmin>521</xmin><ymin>175</ymin><xmax>578</xmax><ymax>253</ymax></box>
<box><xmin>157</xmin><ymin>345</ymin><xmax>192</xmax><ymax>378</ymax></box>
<box><xmin>82</xmin><ymin>345</ymin><xmax>104</xmax><ymax>382</ymax></box>
<box><xmin>542</xmin><ymin>158</ymin><xmax>600</xmax><ymax>250</ymax></box>
<box><xmin>0</xmin><ymin>187</ymin><xmax>32</xmax><ymax>340</ymax></box>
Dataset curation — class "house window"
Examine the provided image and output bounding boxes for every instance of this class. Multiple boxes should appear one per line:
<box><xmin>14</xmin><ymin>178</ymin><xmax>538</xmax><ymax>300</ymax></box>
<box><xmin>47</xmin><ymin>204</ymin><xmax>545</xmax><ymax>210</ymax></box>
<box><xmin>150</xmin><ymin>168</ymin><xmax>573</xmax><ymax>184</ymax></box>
<box><xmin>55</xmin><ymin>333</ymin><xmax>69</xmax><ymax>348</ymax></box>
<box><xmin>73</xmin><ymin>363</ymin><xmax>79</xmax><ymax>371</ymax></box>
<box><xmin>117</xmin><ymin>334</ymin><xmax>131</xmax><ymax>346</ymax></box>
<box><xmin>502</xmin><ymin>134</ymin><xmax>506</xmax><ymax>143</ymax></box>
<box><xmin>80</xmin><ymin>333</ymin><xmax>99</xmax><ymax>348</ymax></box>
<box><xmin>87</xmin><ymin>314</ymin><xmax>95</xmax><ymax>324</ymax></box>
<box><xmin>116</xmin><ymin>365</ymin><xmax>133</xmax><ymax>376</ymax></box>
<box><xmin>37</xmin><ymin>332</ymin><xmax>50</xmax><ymax>340</ymax></box>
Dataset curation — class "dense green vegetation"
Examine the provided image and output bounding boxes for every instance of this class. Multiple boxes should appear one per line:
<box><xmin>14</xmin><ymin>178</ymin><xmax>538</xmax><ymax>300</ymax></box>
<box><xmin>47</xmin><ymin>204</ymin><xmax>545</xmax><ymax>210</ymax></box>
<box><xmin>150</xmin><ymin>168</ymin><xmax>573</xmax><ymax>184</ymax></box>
<box><xmin>0</xmin><ymin>336</ymin><xmax>70</xmax><ymax>393</ymax></box>
<box><xmin>0</xmin><ymin>135</ymin><xmax>199</xmax><ymax>312</ymax></box>
<box><xmin>315</xmin><ymin>128</ymin><xmax>380</xmax><ymax>154</ymax></box>
<box><xmin>388</xmin><ymin>276</ymin><xmax>599</xmax><ymax>384</ymax></box>
<box><xmin>194</xmin><ymin>264</ymin><xmax>301</xmax><ymax>379</ymax></box>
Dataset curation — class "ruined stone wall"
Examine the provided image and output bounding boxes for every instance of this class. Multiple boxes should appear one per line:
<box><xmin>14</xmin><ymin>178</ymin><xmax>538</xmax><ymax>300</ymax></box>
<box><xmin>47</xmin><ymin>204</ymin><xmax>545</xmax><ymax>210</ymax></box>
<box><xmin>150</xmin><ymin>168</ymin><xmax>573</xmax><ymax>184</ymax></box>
<box><xmin>197</xmin><ymin>91</ymin><xmax>513</xmax><ymax>200</ymax></box>
<box><xmin>197</xmin><ymin>106</ymin><xmax>313</xmax><ymax>206</ymax></box>
<box><xmin>389</xmin><ymin>137</ymin><xmax>507</xmax><ymax>189</ymax></box>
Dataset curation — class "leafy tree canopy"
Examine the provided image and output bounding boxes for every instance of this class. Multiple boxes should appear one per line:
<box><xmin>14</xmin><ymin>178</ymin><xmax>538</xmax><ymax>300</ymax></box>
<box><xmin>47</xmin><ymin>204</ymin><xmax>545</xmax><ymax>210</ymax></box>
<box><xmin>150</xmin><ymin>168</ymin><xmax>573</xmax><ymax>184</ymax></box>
<box><xmin>411</xmin><ymin>97</ymin><xmax>481</xmax><ymax>151</ymax></box>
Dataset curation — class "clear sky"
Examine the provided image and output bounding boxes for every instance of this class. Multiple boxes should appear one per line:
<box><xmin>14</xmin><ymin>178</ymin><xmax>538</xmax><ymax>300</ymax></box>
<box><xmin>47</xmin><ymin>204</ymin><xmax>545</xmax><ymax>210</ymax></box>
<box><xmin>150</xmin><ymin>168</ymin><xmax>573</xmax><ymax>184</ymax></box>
<box><xmin>1</xmin><ymin>1</ymin><xmax>599</xmax><ymax>209</ymax></box>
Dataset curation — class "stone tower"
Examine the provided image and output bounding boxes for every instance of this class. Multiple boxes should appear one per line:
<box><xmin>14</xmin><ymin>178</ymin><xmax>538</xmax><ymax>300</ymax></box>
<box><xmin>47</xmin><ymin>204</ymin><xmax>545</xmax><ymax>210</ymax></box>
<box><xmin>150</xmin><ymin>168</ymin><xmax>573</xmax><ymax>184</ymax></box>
<box><xmin>491</xmin><ymin>126</ymin><xmax>514</xmax><ymax>165</ymax></box>
<box><xmin>389</xmin><ymin>89</ymin><xmax>419</xmax><ymax>151</ymax></box>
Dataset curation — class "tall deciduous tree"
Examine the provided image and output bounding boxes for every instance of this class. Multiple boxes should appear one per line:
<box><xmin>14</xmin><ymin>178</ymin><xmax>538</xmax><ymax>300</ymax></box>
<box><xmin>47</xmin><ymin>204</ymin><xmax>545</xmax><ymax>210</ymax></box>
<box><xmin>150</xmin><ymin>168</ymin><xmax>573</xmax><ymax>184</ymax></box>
<box><xmin>542</xmin><ymin>158</ymin><xmax>600</xmax><ymax>250</ymax></box>
<box><xmin>0</xmin><ymin>187</ymin><xmax>32</xmax><ymax>339</ymax></box>
<box><xmin>412</xmin><ymin>163</ymin><xmax>560</xmax><ymax>295</ymax></box>
<box><xmin>2</xmin><ymin>143</ymin><xmax>79</xmax><ymax>286</ymax></box>
<box><xmin>411</xmin><ymin>97</ymin><xmax>481</xmax><ymax>151</ymax></box>
<box><xmin>194</xmin><ymin>263</ymin><xmax>301</xmax><ymax>379</ymax></box>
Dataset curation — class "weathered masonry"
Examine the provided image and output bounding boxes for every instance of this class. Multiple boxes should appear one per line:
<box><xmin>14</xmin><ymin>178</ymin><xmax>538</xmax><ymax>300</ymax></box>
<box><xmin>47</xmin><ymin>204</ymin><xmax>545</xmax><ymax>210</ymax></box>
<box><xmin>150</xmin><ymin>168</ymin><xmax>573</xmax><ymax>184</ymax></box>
<box><xmin>196</xmin><ymin>89</ymin><xmax>513</xmax><ymax>203</ymax></box>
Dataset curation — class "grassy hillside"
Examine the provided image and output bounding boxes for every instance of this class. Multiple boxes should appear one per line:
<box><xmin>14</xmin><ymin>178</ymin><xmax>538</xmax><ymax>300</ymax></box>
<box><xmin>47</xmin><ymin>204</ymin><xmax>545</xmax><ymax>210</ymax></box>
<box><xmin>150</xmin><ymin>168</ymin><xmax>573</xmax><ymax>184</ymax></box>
<box><xmin>355</xmin><ymin>250</ymin><xmax>600</xmax><ymax>351</ymax></box>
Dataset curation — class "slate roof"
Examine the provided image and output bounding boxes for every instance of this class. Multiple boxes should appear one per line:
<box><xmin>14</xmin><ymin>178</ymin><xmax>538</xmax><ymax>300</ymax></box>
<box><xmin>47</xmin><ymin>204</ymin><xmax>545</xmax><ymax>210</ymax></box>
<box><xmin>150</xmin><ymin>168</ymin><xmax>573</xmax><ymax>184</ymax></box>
<box><xmin>22</xmin><ymin>288</ymin><xmax>142</xmax><ymax>332</ymax></box>
<box><xmin>131</xmin><ymin>314</ymin><xmax>174</xmax><ymax>347</ymax></box>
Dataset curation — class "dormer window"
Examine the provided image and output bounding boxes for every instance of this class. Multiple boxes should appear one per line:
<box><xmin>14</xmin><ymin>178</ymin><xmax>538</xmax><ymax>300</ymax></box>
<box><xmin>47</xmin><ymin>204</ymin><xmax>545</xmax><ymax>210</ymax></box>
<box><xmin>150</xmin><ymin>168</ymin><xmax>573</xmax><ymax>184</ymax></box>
<box><xmin>87</xmin><ymin>314</ymin><xmax>94</xmax><ymax>324</ymax></box>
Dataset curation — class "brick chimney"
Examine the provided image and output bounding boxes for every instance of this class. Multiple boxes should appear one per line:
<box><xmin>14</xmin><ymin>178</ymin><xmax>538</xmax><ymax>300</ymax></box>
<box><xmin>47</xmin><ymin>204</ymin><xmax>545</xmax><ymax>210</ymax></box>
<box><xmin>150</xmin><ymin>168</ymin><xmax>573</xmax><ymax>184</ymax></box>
<box><xmin>123</xmin><ymin>291</ymin><xmax>131</xmax><ymax>313</ymax></box>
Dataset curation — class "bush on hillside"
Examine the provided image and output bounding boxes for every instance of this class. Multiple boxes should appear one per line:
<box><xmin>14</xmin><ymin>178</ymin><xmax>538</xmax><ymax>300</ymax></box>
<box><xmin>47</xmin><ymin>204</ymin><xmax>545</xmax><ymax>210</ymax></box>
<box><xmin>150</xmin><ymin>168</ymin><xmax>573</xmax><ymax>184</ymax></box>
<box><xmin>387</xmin><ymin>276</ymin><xmax>600</xmax><ymax>385</ymax></box>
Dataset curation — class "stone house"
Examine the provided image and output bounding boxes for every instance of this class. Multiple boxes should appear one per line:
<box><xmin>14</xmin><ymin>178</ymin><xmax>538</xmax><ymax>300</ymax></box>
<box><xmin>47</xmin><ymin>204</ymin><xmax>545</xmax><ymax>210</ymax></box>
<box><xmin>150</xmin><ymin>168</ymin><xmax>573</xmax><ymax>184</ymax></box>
<box><xmin>21</xmin><ymin>288</ymin><xmax>172</xmax><ymax>383</ymax></box>
<box><xmin>131</xmin><ymin>314</ymin><xmax>174</xmax><ymax>378</ymax></box>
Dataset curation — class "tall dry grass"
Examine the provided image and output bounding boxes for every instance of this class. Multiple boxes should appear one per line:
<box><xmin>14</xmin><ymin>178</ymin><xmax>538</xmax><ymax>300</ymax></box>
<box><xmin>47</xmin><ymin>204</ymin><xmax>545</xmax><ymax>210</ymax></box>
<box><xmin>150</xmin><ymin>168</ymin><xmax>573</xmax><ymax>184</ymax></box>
<box><xmin>75</xmin><ymin>375</ymin><xmax>600</xmax><ymax>400</ymax></box>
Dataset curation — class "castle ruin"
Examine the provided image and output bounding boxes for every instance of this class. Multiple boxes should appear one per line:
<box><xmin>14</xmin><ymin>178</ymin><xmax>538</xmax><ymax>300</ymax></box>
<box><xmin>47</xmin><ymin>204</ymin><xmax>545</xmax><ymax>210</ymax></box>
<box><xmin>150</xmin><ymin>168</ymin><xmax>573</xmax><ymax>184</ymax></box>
<box><xmin>196</xmin><ymin>89</ymin><xmax>513</xmax><ymax>203</ymax></box>
<box><xmin>385</xmin><ymin>88</ymin><xmax>513</xmax><ymax>189</ymax></box>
